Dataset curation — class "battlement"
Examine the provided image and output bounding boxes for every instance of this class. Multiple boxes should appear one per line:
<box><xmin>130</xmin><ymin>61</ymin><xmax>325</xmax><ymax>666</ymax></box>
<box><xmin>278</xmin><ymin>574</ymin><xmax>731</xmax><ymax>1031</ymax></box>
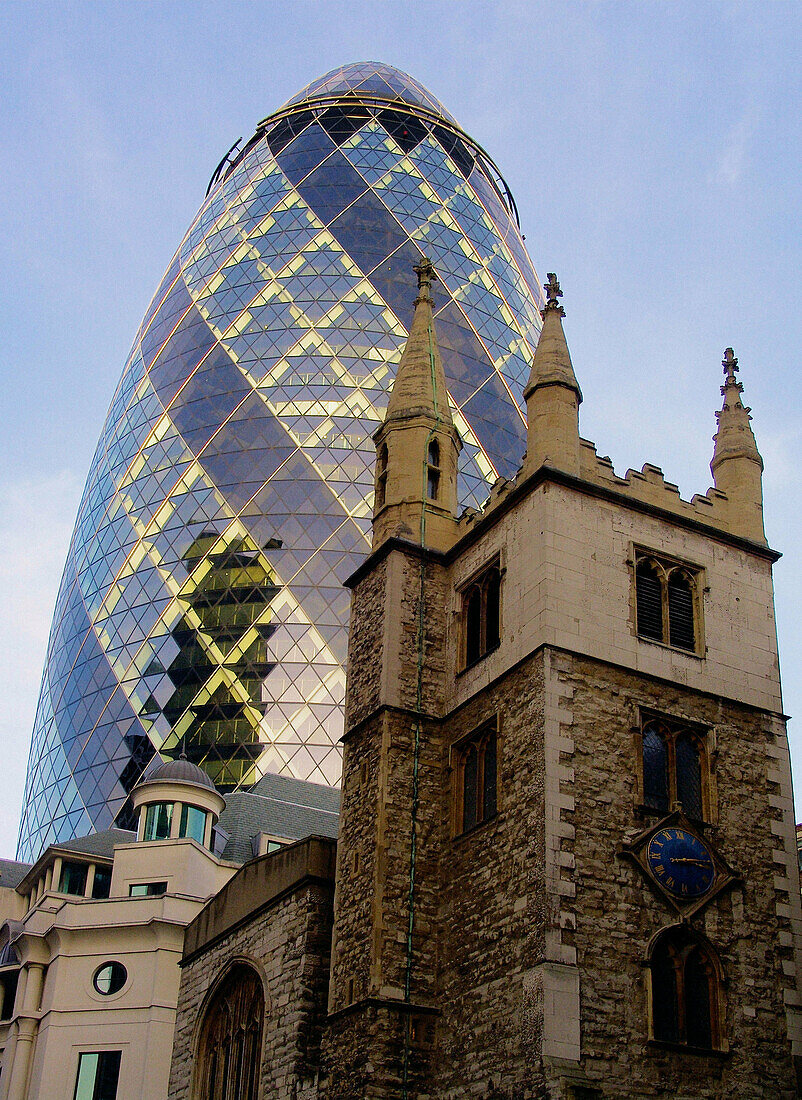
<box><xmin>578</xmin><ymin>438</ymin><xmax>743</xmax><ymax>536</ymax></box>
<box><xmin>456</xmin><ymin>434</ymin><xmax>767</xmax><ymax>552</ymax></box>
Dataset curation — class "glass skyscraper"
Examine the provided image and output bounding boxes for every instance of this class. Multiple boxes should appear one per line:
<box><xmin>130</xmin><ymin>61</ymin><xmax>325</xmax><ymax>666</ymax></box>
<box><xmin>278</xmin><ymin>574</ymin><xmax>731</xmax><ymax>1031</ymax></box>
<box><xmin>18</xmin><ymin>63</ymin><xmax>544</xmax><ymax>860</ymax></box>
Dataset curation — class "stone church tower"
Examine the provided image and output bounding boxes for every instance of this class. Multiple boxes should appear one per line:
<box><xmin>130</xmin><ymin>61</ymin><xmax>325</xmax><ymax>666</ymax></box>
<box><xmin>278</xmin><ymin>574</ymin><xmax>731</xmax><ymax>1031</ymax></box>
<box><xmin>321</xmin><ymin>264</ymin><xmax>802</xmax><ymax>1097</ymax></box>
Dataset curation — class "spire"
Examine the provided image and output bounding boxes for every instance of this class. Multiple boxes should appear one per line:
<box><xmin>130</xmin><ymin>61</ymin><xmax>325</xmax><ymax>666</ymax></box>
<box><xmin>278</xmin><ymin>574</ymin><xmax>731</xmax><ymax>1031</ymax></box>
<box><xmin>523</xmin><ymin>274</ymin><xmax>582</xmax><ymax>405</ymax></box>
<box><xmin>711</xmin><ymin>348</ymin><xmax>762</xmax><ymax>469</ymax></box>
<box><xmin>372</xmin><ymin>259</ymin><xmax>461</xmax><ymax>553</ymax></box>
<box><xmin>522</xmin><ymin>273</ymin><xmax>582</xmax><ymax>478</ymax></box>
<box><xmin>384</xmin><ymin>258</ymin><xmax>454</xmax><ymax>428</ymax></box>
<box><xmin>710</xmin><ymin>348</ymin><xmax>765</xmax><ymax>543</ymax></box>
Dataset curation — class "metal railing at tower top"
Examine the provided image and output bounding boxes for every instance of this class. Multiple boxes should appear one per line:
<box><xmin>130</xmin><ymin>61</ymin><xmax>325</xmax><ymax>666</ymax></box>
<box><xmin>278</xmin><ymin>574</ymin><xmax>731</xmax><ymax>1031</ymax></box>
<box><xmin>206</xmin><ymin>91</ymin><xmax>520</xmax><ymax>229</ymax></box>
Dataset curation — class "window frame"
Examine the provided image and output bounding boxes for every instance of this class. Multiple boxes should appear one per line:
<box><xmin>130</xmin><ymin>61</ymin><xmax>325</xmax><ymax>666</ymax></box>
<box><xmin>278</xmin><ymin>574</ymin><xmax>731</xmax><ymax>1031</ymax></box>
<box><xmin>637</xmin><ymin>711</ymin><xmax>714</xmax><ymax>825</ymax></box>
<box><xmin>457</xmin><ymin>555</ymin><xmax>503</xmax><ymax>671</ymax></box>
<box><xmin>59</xmin><ymin>860</ymin><xmax>88</xmax><ymax>897</ymax></box>
<box><xmin>426</xmin><ymin>439</ymin><xmax>441</xmax><ymax>501</ymax></box>
<box><xmin>451</xmin><ymin>718</ymin><xmax>499</xmax><ymax>838</ymax></box>
<box><xmin>73</xmin><ymin>1049</ymin><xmax>122</xmax><ymax>1100</ymax></box>
<box><xmin>128</xmin><ymin>881</ymin><xmax>168</xmax><ymax>897</ymax></box>
<box><xmin>375</xmin><ymin>442</ymin><xmax>388</xmax><ymax>510</ymax></box>
<box><xmin>142</xmin><ymin>801</ymin><xmax>173</xmax><ymax>842</ymax></box>
<box><xmin>632</xmin><ymin>547</ymin><xmax>704</xmax><ymax>657</ymax></box>
<box><xmin>647</xmin><ymin>928</ymin><xmax>727</xmax><ymax>1053</ymax></box>
<box><xmin>92</xmin><ymin>962</ymin><xmax>128</xmax><ymax>997</ymax></box>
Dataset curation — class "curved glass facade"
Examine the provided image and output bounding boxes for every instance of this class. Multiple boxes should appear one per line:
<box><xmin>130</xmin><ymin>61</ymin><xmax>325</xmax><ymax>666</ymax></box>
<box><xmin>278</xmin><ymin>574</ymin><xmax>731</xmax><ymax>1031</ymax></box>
<box><xmin>18</xmin><ymin>62</ymin><xmax>544</xmax><ymax>860</ymax></box>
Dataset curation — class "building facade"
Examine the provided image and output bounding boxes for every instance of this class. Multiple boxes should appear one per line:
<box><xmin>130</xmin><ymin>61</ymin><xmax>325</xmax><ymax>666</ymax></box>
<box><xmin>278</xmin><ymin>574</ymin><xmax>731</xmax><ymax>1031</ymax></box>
<box><xmin>19</xmin><ymin>62</ymin><xmax>547</xmax><ymax>862</ymax></box>
<box><xmin>164</xmin><ymin>267</ymin><xmax>802</xmax><ymax>1098</ymax></box>
<box><xmin>0</xmin><ymin>764</ymin><xmax>338</xmax><ymax>1099</ymax></box>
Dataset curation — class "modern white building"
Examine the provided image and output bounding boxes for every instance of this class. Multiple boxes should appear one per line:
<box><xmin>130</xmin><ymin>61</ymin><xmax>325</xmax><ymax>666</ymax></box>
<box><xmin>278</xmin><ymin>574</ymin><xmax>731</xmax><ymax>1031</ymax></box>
<box><xmin>0</xmin><ymin>760</ymin><xmax>338</xmax><ymax>1099</ymax></box>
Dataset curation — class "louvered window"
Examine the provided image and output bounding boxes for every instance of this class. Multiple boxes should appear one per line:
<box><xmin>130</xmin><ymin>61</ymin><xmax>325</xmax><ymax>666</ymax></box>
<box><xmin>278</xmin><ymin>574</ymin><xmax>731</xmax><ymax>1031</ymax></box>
<box><xmin>641</xmin><ymin>717</ymin><xmax>709</xmax><ymax>822</ymax></box>
<box><xmin>636</xmin><ymin>561</ymin><xmax>663</xmax><ymax>641</ymax></box>
<box><xmin>426</xmin><ymin>440</ymin><xmax>440</xmax><ymax>501</ymax></box>
<box><xmin>635</xmin><ymin>552</ymin><xmax>700</xmax><ymax>654</ymax></box>
<box><xmin>668</xmin><ymin>573</ymin><xmax>695</xmax><ymax>650</ymax></box>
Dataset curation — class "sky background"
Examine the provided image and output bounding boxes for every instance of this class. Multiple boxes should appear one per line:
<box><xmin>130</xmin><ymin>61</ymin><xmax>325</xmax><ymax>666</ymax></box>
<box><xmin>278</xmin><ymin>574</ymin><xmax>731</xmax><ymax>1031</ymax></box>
<box><xmin>1</xmin><ymin>0</ymin><xmax>800</xmax><ymax>857</ymax></box>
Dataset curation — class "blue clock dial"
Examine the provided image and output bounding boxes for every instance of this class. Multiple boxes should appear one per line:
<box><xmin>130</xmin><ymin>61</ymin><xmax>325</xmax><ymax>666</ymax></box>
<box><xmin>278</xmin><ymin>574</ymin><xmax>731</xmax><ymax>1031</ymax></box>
<box><xmin>646</xmin><ymin>827</ymin><xmax>716</xmax><ymax>899</ymax></box>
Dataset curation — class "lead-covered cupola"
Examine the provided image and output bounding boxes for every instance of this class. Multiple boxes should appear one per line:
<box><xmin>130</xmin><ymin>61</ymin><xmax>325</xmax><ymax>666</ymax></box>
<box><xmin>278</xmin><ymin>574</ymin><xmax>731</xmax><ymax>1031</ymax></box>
<box><xmin>131</xmin><ymin>755</ymin><xmax>225</xmax><ymax>850</ymax></box>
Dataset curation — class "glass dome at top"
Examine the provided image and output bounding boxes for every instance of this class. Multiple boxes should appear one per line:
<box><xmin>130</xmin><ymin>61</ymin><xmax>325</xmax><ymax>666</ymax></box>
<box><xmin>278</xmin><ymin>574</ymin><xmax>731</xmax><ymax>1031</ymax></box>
<box><xmin>18</xmin><ymin>62</ymin><xmax>545</xmax><ymax>860</ymax></box>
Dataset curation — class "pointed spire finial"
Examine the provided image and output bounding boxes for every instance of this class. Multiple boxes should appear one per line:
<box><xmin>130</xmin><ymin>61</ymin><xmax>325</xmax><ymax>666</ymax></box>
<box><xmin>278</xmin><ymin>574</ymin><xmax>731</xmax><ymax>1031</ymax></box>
<box><xmin>413</xmin><ymin>257</ymin><xmax>437</xmax><ymax>303</ymax></box>
<box><xmin>722</xmin><ymin>347</ymin><xmax>741</xmax><ymax>391</ymax></box>
<box><xmin>542</xmin><ymin>272</ymin><xmax>565</xmax><ymax>318</ymax></box>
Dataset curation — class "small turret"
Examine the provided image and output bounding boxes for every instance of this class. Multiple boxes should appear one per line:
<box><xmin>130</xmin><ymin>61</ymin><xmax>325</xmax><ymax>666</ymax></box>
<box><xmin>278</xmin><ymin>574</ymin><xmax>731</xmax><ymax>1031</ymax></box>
<box><xmin>131</xmin><ymin>752</ymin><xmax>225</xmax><ymax>850</ymax></box>
<box><xmin>372</xmin><ymin>259</ymin><xmax>461</xmax><ymax>553</ymax></box>
<box><xmin>522</xmin><ymin>273</ymin><xmax>582</xmax><ymax>478</ymax></box>
<box><xmin>710</xmin><ymin>347</ymin><xmax>765</xmax><ymax>544</ymax></box>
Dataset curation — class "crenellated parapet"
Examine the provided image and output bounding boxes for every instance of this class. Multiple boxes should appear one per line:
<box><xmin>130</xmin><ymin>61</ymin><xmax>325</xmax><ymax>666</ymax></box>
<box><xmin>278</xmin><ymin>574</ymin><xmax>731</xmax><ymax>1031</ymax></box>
<box><xmin>457</xmin><ymin>286</ymin><xmax>767</xmax><ymax>550</ymax></box>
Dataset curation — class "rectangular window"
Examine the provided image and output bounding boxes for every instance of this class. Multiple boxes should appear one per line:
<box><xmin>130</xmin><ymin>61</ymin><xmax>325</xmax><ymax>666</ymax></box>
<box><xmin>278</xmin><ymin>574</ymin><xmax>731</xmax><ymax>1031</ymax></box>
<box><xmin>460</xmin><ymin>557</ymin><xmax>502</xmax><ymax>669</ymax></box>
<box><xmin>634</xmin><ymin>550</ymin><xmax>701</xmax><ymax>654</ymax></box>
<box><xmin>640</xmin><ymin>713</ymin><xmax>710</xmax><ymax>822</ymax></box>
<box><xmin>454</xmin><ymin>721</ymin><xmax>498</xmax><ymax>835</ymax></box>
<box><xmin>59</xmin><ymin>862</ymin><xmax>88</xmax><ymax>897</ymax></box>
<box><xmin>179</xmin><ymin>803</ymin><xmax>207</xmax><ymax>844</ymax></box>
<box><xmin>143</xmin><ymin>802</ymin><xmax>172</xmax><ymax>841</ymax></box>
<box><xmin>128</xmin><ymin>882</ymin><xmax>168</xmax><ymax>897</ymax></box>
<box><xmin>91</xmin><ymin>865</ymin><xmax>112</xmax><ymax>899</ymax></box>
<box><xmin>73</xmin><ymin>1050</ymin><xmax>121</xmax><ymax>1100</ymax></box>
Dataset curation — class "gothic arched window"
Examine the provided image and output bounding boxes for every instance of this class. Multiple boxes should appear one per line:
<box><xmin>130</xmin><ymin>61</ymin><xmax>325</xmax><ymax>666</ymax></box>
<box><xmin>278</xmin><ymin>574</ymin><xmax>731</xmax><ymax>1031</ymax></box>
<box><xmin>454</xmin><ymin>722</ymin><xmax>498</xmax><ymax>835</ymax></box>
<box><xmin>649</xmin><ymin>930</ymin><xmax>722</xmax><ymax>1050</ymax></box>
<box><xmin>194</xmin><ymin>963</ymin><xmax>264</xmax><ymax>1100</ymax></box>
<box><xmin>642</xmin><ymin>724</ymin><xmax>669</xmax><ymax>814</ymax></box>
<box><xmin>635</xmin><ymin>551</ymin><xmax>701</xmax><ymax>654</ymax></box>
<box><xmin>640</xmin><ymin>717</ymin><xmax>709</xmax><ymax>822</ymax></box>
<box><xmin>461</xmin><ymin>560</ymin><xmax>502</xmax><ymax>669</ymax></box>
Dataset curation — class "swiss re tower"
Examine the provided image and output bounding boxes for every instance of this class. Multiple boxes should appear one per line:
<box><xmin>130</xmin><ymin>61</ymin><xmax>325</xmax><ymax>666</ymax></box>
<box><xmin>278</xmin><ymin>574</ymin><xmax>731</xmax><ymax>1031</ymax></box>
<box><xmin>19</xmin><ymin>63</ymin><xmax>545</xmax><ymax>860</ymax></box>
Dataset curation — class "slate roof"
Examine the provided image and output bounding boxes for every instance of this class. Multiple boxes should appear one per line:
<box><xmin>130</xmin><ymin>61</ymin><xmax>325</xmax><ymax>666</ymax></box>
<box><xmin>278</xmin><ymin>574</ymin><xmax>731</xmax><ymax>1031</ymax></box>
<box><xmin>218</xmin><ymin>772</ymin><xmax>340</xmax><ymax>864</ymax></box>
<box><xmin>0</xmin><ymin>859</ymin><xmax>31</xmax><ymax>889</ymax></box>
<box><xmin>55</xmin><ymin>828</ymin><xmax>136</xmax><ymax>860</ymax></box>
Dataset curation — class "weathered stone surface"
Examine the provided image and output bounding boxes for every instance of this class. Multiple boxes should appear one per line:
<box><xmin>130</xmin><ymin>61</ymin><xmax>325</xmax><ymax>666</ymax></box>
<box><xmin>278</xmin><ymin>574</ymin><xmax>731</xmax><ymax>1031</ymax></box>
<box><xmin>168</xmin><ymin>840</ymin><xmax>335</xmax><ymax>1100</ymax></box>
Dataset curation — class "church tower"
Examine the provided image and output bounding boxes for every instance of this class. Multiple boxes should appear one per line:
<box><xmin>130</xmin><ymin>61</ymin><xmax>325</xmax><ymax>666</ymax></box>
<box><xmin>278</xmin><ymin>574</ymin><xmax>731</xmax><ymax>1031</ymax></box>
<box><xmin>322</xmin><ymin>261</ymin><xmax>458</xmax><ymax>1097</ymax></box>
<box><xmin>322</xmin><ymin>266</ymin><xmax>802</xmax><ymax>1098</ymax></box>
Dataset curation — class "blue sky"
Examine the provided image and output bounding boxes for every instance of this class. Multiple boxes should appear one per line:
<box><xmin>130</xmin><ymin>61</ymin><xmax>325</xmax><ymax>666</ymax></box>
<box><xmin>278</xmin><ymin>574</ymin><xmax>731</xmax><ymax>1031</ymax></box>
<box><xmin>1</xmin><ymin>0</ymin><xmax>800</xmax><ymax>855</ymax></box>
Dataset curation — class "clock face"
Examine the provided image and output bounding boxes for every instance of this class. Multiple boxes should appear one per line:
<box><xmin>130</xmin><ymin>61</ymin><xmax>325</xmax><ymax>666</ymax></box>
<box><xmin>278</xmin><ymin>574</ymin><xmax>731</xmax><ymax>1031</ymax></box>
<box><xmin>646</xmin><ymin>827</ymin><xmax>716</xmax><ymax>899</ymax></box>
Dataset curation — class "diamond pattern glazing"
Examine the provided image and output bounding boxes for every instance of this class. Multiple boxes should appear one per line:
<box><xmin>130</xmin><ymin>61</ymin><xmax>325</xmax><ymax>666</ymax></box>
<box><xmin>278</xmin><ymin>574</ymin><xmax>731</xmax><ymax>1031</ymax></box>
<box><xmin>18</xmin><ymin>63</ymin><xmax>544</xmax><ymax>860</ymax></box>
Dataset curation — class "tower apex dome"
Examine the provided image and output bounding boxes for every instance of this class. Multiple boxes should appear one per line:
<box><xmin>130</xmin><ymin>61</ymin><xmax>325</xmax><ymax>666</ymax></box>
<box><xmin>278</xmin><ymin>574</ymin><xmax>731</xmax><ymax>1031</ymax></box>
<box><xmin>281</xmin><ymin>61</ymin><xmax>458</xmax><ymax>123</ymax></box>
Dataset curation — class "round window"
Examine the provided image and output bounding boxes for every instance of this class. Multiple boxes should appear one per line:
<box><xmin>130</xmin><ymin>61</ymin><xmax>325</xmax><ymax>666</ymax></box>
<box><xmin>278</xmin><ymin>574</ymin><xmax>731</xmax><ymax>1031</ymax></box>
<box><xmin>93</xmin><ymin>961</ymin><xmax>127</xmax><ymax>995</ymax></box>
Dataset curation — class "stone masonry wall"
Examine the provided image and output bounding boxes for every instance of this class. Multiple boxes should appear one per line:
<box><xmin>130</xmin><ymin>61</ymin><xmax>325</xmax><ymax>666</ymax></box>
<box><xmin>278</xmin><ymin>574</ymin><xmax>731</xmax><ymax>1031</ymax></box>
<box><xmin>168</xmin><ymin>880</ymin><xmax>333</xmax><ymax>1100</ymax></box>
<box><xmin>322</xmin><ymin>544</ymin><xmax>450</xmax><ymax>1097</ymax></box>
<box><xmin>434</xmin><ymin>650</ymin><xmax>548</xmax><ymax>1099</ymax></box>
<box><xmin>549</xmin><ymin>649</ymin><xmax>799</xmax><ymax>1099</ymax></box>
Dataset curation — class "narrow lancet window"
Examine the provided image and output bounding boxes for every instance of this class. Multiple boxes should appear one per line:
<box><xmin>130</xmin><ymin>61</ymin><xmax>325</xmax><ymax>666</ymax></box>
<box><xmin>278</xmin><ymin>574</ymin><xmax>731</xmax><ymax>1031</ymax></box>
<box><xmin>426</xmin><ymin>440</ymin><xmax>440</xmax><ymax>500</ymax></box>
<box><xmin>376</xmin><ymin>444</ymin><xmax>388</xmax><ymax>509</ymax></box>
